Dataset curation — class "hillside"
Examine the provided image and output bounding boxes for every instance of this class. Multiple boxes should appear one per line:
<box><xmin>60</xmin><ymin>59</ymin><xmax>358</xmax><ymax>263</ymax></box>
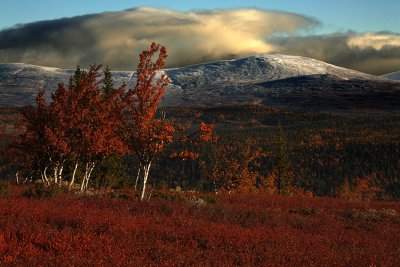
<box><xmin>382</xmin><ymin>71</ymin><xmax>400</xmax><ymax>81</ymax></box>
<box><xmin>1</xmin><ymin>55</ymin><xmax>400</xmax><ymax>112</ymax></box>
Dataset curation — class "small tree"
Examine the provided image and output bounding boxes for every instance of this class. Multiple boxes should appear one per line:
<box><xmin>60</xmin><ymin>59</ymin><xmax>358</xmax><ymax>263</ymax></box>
<box><xmin>276</xmin><ymin>123</ymin><xmax>293</xmax><ymax>195</ymax></box>
<box><xmin>124</xmin><ymin>43</ymin><xmax>217</xmax><ymax>199</ymax></box>
<box><xmin>102</xmin><ymin>65</ymin><xmax>115</xmax><ymax>97</ymax></box>
<box><xmin>11</xmin><ymin>90</ymin><xmax>67</xmax><ymax>186</ymax></box>
<box><xmin>124</xmin><ymin>42</ymin><xmax>173</xmax><ymax>200</ymax></box>
<box><xmin>337</xmin><ymin>174</ymin><xmax>382</xmax><ymax>201</ymax></box>
<box><xmin>200</xmin><ymin>138</ymin><xmax>263</xmax><ymax>193</ymax></box>
<box><xmin>11</xmin><ymin>65</ymin><xmax>126</xmax><ymax>190</ymax></box>
<box><xmin>51</xmin><ymin>65</ymin><xmax>126</xmax><ymax>191</ymax></box>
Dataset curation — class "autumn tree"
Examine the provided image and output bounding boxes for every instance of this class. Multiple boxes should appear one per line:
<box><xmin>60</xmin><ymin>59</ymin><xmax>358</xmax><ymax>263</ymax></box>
<box><xmin>124</xmin><ymin>42</ymin><xmax>174</xmax><ymax>200</ymax></box>
<box><xmin>6</xmin><ymin>90</ymin><xmax>71</xmax><ymax>186</ymax></box>
<box><xmin>169</xmin><ymin>122</ymin><xmax>218</xmax><ymax>160</ymax></box>
<box><xmin>259</xmin><ymin>171</ymin><xmax>278</xmax><ymax>194</ymax></box>
<box><xmin>337</xmin><ymin>174</ymin><xmax>382</xmax><ymax>201</ymax></box>
<box><xmin>11</xmin><ymin>91</ymin><xmax>65</xmax><ymax>185</ymax></box>
<box><xmin>200</xmin><ymin>138</ymin><xmax>264</xmax><ymax>192</ymax></box>
<box><xmin>124</xmin><ymin>42</ymin><xmax>219</xmax><ymax>199</ymax></box>
<box><xmin>51</xmin><ymin>65</ymin><xmax>126</xmax><ymax>191</ymax></box>
<box><xmin>0</xmin><ymin>119</ymin><xmax>18</xmax><ymax>180</ymax></box>
<box><xmin>9</xmin><ymin>65</ymin><xmax>126</xmax><ymax>190</ymax></box>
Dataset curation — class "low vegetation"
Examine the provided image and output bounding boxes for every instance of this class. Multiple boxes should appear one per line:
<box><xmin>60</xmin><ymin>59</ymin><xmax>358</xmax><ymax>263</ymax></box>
<box><xmin>0</xmin><ymin>185</ymin><xmax>399</xmax><ymax>266</ymax></box>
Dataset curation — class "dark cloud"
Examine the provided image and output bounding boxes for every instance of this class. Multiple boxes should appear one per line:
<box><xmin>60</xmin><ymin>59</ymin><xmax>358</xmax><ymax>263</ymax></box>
<box><xmin>0</xmin><ymin>7</ymin><xmax>318</xmax><ymax>69</ymax></box>
<box><xmin>0</xmin><ymin>7</ymin><xmax>399</xmax><ymax>74</ymax></box>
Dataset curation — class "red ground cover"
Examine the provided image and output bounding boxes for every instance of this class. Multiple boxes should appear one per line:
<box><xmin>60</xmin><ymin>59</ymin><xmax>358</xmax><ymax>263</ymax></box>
<box><xmin>0</xmin><ymin>187</ymin><xmax>399</xmax><ymax>266</ymax></box>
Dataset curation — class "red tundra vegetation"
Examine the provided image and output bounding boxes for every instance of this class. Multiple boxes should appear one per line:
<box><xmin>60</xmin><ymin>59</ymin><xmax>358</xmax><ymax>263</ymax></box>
<box><xmin>0</xmin><ymin>185</ymin><xmax>399</xmax><ymax>266</ymax></box>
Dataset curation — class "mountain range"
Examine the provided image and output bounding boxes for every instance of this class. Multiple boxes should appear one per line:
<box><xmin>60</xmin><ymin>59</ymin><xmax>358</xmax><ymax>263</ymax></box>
<box><xmin>1</xmin><ymin>55</ymin><xmax>400</xmax><ymax>112</ymax></box>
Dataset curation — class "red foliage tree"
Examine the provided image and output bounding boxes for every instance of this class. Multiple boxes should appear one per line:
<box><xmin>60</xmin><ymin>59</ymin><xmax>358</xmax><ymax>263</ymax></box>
<box><xmin>124</xmin><ymin>43</ymin><xmax>217</xmax><ymax>199</ymax></box>
<box><xmin>200</xmin><ymin>138</ymin><xmax>265</xmax><ymax>192</ymax></box>
<box><xmin>9</xmin><ymin>91</ymin><xmax>64</xmax><ymax>185</ymax></box>
<box><xmin>10</xmin><ymin>65</ymin><xmax>126</xmax><ymax>190</ymax></box>
<box><xmin>169</xmin><ymin>122</ymin><xmax>218</xmax><ymax>160</ymax></box>
<box><xmin>50</xmin><ymin>65</ymin><xmax>126</xmax><ymax>191</ymax></box>
<box><xmin>124</xmin><ymin>42</ymin><xmax>174</xmax><ymax>200</ymax></box>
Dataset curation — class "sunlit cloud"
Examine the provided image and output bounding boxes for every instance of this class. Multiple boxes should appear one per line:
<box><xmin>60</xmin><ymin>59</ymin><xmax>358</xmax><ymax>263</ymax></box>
<box><xmin>347</xmin><ymin>33</ymin><xmax>400</xmax><ymax>50</ymax></box>
<box><xmin>0</xmin><ymin>7</ymin><xmax>399</xmax><ymax>74</ymax></box>
<box><xmin>0</xmin><ymin>7</ymin><xmax>317</xmax><ymax>70</ymax></box>
<box><xmin>269</xmin><ymin>32</ymin><xmax>400</xmax><ymax>75</ymax></box>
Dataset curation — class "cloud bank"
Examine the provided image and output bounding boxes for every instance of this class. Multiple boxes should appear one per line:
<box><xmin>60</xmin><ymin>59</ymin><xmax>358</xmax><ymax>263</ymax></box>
<box><xmin>0</xmin><ymin>7</ymin><xmax>399</xmax><ymax>74</ymax></box>
<box><xmin>271</xmin><ymin>32</ymin><xmax>400</xmax><ymax>75</ymax></box>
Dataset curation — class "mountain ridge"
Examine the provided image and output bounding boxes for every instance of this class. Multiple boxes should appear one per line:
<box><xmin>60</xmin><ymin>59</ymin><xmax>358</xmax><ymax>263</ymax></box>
<box><xmin>381</xmin><ymin>71</ymin><xmax>400</xmax><ymax>81</ymax></box>
<box><xmin>1</xmin><ymin>54</ymin><xmax>399</xmax><ymax>112</ymax></box>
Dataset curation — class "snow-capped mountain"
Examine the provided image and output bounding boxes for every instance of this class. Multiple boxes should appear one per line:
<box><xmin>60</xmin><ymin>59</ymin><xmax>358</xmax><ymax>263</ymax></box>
<box><xmin>381</xmin><ymin>71</ymin><xmax>400</xmax><ymax>81</ymax></box>
<box><xmin>167</xmin><ymin>54</ymin><xmax>380</xmax><ymax>88</ymax></box>
<box><xmin>1</xmin><ymin>55</ymin><xmax>400</xmax><ymax>111</ymax></box>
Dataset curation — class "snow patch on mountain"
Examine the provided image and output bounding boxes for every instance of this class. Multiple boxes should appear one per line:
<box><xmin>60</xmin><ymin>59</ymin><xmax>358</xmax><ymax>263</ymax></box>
<box><xmin>381</xmin><ymin>71</ymin><xmax>400</xmax><ymax>81</ymax></box>
<box><xmin>0</xmin><ymin>54</ymin><xmax>397</xmax><ymax>108</ymax></box>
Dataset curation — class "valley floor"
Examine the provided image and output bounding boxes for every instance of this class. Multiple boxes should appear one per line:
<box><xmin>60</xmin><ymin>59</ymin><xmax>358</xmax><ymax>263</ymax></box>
<box><xmin>0</xmin><ymin>186</ymin><xmax>399</xmax><ymax>266</ymax></box>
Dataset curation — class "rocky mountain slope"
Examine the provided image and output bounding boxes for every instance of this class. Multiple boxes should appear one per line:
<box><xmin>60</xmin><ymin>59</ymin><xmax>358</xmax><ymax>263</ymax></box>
<box><xmin>1</xmin><ymin>55</ymin><xmax>399</xmax><ymax>112</ymax></box>
<box><xmin>381</xmin><ymin>71</ymin><xmax>400</xmax><ymax>81</ymax></box>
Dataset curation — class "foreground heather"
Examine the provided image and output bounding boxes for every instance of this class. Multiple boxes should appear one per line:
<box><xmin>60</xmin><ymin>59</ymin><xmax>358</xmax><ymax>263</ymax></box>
<box><xmin>0</xmin><ymin>188</ymin><xmax>399</xmax><ymax>266</ymax></box>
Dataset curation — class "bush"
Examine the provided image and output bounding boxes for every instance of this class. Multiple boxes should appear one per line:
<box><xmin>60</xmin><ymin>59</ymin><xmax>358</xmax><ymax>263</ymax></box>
<box><xmin>288</xmin><ymin>208</ymin><xmax>318</xmax><ymax>216</ymax></box>
<box><xmin>92</xmin><ymin>156</ymin><xmax>131</xmax><ymax>189</ymax></box>
<box><xmin>148</xmin><ymin>190</ymin><xmax>219</xmax><ymax>205</ymax></box>
<box><xmin>108</xmin><ymin>191</ymin><xmax>130</xmax><ymax>199</ymax></box>
<box><xmin>200</xmin><ymin>195</ymin><xmax>219</xmax><ymax>204</ymax></box>
<box><xmin>23</xmin><ymin>183</ymin><xmax>63</xmax><ymax>199</ymax></box>
<box><xmin>0</xmin><ymin>181</ymin><xmax>10</xmax><ymax>197</ymax></box>
<box><xmin>338</xmin><ymin>208</ymin><xmax>398</xmax><ymax>223</ymax></box>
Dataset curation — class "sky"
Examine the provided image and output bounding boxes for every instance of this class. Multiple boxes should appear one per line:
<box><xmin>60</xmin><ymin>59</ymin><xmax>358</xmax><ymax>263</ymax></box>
<box><xmin>0</xmin><ymin>0</ymin><xmax>399</xmax><ymax>74</ymax></box>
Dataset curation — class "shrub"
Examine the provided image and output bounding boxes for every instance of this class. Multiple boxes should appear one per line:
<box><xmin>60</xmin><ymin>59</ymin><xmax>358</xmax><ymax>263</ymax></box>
<box><xmin>22</xmin><ymin>183</ymin><xmax>63</xmax><ymax>199</ymax></box>
<box><xmin>0</xmin><ymin>181</ymin><xmax>10</xmax><ymax>197</ymax></box>
<box><xmin>338</xmin><ymin>208</ymin><xmax>398</xmax><ymax>223</ymax></box>
<box><xmin>149</xmin><ymin>190</ymin><xmax>219</xmax><ymax>205</ymax></box>
<box><xmin>108</xmin><ymin>191</ymin><xmax>130</xmax><ymax>199</ymax></box>
<box><xmin>200</xmin><ymin>195</ymin><xmax>219</xmax><ymax>204</ymax></box>
<box><xmin>289</xmin><ymin>208</ymin><xmax>318</xmax><ymax>216</ymax></box>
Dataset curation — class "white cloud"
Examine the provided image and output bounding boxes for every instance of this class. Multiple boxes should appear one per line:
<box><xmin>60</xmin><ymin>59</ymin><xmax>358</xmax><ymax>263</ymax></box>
<box><xmin>347</xmin><ymin>33</ymin><xmax>400</xmax><ymax>50</ymax></box>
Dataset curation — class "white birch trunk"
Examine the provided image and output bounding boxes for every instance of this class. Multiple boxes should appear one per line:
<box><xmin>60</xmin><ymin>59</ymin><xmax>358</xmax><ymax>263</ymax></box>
<box><xmin>80</xmin><ymin>162</ymin><xmax>95</xmax><ymax>192</ymax></box>
<box><xmin>53</xmin><ymin>162</ymin><xmax>59</xmax><ymax>184</ymax></box>
<box><xmin>80</xmin><ymin>174</ymin><xmax>87</xmax><ymax>191</ymax></box>
<box><xmin>58</xmin><ymin>162</ymin><xmax>64</xmax><ymax>187</ymax></box>
<box><xmin>134</xmin><ymin>163</ymin><xmax>142</xmax><ymax>190</ymax></box>
<box><xmin>80</xmin><ymin>163</ymin><xmax>89</xmax><ymax>192</ymax></box>
<box><xmin>84</xmin><ymin>162</ymin><xmax>95</xmax><ymax>190</ymax></box>
<box><xmin>140</xmin><ymin>163</ymin><xmax>152</xmax><ymax>201</ymax></box>
<box><xmin>42</xmin><ymin>166</ymin><xmax>50</xmax><ymax>186</ymax></box>
<box><xmin>69</xmin><ymin>161</ymin><xmax>79</xmax><ymax>190</ymax></box>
